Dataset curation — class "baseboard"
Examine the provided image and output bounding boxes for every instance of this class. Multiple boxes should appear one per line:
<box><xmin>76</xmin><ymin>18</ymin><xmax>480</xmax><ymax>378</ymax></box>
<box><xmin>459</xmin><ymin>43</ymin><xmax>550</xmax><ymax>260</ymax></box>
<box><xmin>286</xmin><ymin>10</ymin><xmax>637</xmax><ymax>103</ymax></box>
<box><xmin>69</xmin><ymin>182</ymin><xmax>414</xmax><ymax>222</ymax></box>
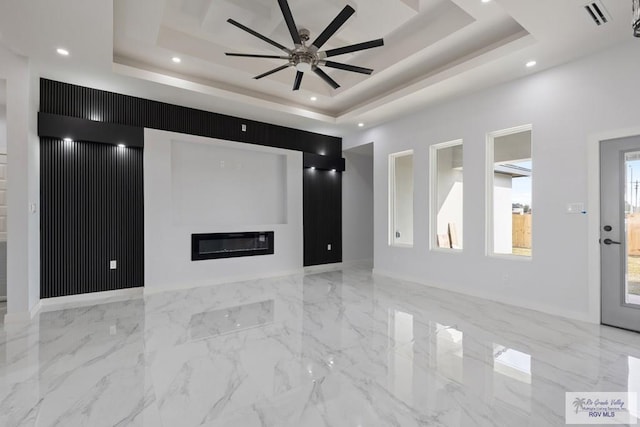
<box><xmin>38</xmin><ymin>287</ymin><xmax>144</xmax><ymax>313</ymax></box>
<box><xmin>143</xmin><ymin>269</ymin><xmax>305</xmax><ymax>295</ymax></box>
<box><xmin>4</xmin><ymin>310</ymin><xmax>33</xmax><ymax>324</ymax></box>
<box><xmin>372</xmin><ymin>268</ymin><xmax>593</xmax><ymax>324</ymax></box>
<box><xmin>303</xmin><ymin>262</ymin><xmax>344</xmax><ymax>274</ymax></box>
<box><xmin>3</xmin><ymin>300</ymin><xmax>42</xmax><ymax>325</ymax></box>
<box><xmin>303</xmin><ymin>259</ymin><xmax>373</xmax><ymax>274</ymax></box>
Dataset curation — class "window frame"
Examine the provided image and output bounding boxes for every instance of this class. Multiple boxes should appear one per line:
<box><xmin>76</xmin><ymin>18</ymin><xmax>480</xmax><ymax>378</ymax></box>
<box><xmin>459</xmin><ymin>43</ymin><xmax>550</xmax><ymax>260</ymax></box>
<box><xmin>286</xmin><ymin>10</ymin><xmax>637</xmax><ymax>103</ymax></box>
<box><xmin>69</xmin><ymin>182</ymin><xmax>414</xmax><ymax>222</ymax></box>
<box><xmin>486</xmin><ymin>124</ymin><xmax>533</xmax><ymax>260</ymax></box>
<box><xmin>429</xmin><ymin>139</ymin><xmax>464</xmax><ymax>253</ymax></box>
<box><xmin>388</xmin><ymin>150</ymin><xmax>414</xmax><ymax>248</ymax></box>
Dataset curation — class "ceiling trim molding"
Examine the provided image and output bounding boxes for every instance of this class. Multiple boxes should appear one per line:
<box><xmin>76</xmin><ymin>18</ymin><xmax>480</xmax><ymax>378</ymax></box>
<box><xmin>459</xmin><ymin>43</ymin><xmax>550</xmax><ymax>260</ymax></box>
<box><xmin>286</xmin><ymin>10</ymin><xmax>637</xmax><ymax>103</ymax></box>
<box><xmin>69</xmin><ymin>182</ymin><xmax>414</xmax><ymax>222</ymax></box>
<box><xmin>112</xmin><ymin>61</ymin><xmax>339</xmax><ymax>123</ymax></box>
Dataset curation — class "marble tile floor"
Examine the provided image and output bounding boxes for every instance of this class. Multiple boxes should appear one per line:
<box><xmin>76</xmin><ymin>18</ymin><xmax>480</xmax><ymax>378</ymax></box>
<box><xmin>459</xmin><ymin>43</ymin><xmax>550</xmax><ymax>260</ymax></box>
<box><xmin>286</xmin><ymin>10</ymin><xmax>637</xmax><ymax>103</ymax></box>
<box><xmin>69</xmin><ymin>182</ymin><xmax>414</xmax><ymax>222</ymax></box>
<box><xmin>1</xmin><ymin>264</ymin><xmax>640</xmax><ymax>426</ymax></box>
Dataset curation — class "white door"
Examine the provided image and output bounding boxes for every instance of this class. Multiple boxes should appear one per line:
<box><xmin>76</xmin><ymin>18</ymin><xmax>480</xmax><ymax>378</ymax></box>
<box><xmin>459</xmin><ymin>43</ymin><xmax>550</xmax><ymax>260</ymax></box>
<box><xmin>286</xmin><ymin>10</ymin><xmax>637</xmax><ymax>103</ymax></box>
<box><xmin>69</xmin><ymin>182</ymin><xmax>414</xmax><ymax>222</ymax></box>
<box><xmin>601</xmin><ymin>137</ymin><xmax>640</xmax><ymax>332</ymax></box>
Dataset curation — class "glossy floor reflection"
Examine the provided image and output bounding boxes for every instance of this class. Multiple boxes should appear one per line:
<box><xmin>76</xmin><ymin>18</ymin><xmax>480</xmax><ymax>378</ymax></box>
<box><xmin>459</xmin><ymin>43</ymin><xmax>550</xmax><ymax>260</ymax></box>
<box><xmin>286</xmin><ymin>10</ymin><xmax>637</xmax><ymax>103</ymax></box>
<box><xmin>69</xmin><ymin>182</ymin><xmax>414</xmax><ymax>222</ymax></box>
<box><xmin>1</xmin><ymin>263</ymin><xmax>640</xmax><ymax>426</ymax></box>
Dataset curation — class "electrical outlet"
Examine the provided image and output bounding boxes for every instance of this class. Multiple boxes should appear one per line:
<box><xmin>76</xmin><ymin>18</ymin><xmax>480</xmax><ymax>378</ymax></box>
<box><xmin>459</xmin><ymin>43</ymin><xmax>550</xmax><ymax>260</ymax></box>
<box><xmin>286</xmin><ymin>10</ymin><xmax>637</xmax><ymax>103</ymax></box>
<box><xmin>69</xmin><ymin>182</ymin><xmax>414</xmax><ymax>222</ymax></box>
<box><xmin>110</xmin><ymin>260</ymin><xmax>117</xmax><ymax>270</ymax></box>
<box><xmin>327</xmin><ymin>244</ymin><xmax>332</xmax><ymax>251</ymax></box>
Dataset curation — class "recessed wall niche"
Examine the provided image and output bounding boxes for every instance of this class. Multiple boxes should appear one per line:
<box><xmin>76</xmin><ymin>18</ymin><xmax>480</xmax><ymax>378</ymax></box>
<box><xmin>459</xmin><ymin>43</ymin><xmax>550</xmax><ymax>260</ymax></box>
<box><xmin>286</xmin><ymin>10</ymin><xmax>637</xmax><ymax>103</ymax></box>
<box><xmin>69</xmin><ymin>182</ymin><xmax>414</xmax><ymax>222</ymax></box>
<box><xmin>171</xmin><ymin>140</ymin><xmax>287</xmax><ymax>226</ymax></box>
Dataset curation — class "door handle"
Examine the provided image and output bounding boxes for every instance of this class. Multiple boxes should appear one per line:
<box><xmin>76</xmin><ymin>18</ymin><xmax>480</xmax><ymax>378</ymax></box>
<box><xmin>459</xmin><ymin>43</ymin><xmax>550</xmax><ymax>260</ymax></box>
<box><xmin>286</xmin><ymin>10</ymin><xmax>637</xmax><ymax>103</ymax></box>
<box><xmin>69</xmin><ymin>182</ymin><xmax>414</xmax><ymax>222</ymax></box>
<box><xmin>603</xmin><ymin>238</ymin><xmax>621</xmax><ymax>245</ymax></box>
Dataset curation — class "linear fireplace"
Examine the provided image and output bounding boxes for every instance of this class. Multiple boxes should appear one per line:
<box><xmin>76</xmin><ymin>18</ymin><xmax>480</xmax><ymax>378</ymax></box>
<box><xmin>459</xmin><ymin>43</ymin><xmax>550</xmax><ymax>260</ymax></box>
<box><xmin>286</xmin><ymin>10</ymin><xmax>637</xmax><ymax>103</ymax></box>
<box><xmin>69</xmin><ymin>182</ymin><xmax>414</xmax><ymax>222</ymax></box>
<box><xmin>191</xmin><ymin>231</ymin><xmax>274</xmax><ymax>261</ymax></box>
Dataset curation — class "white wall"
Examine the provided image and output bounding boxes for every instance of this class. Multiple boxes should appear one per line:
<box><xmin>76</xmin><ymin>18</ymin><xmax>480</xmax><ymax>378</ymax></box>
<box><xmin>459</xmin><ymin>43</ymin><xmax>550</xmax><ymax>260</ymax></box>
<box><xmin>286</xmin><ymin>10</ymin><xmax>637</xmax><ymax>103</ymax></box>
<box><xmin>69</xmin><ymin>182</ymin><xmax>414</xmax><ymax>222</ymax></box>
<box><xmin>0</xmin><ymin>105</ymin><xmax>6</xmax><ymax>154</ymax></box>
<box><xmin>344</xmin><ymin>40</ymin><xmax>640</xmax><ymax>323</ymax></box>
<box><xmin>171</xmin><ymin>141</ymin><xmax>287</xmax><ymax>226</ymax></box>
<box><xmin>144</xmin><ymin>129</ymin><xmax>303</xmax><ymax>292</ymax></box>
<box><xmin>0</xmin><ymin>103</ymin><xmax>5</xmax><ymax>298</ymax></box>
<box><xmin>343</xmin><ymin>148</ymin><xmax>374</xmax><ymax>261</ymax></box>
<box><xmin>0</xmin><ymin>46</ymin><xmax>39</xmax><ymax>321</ymax></box>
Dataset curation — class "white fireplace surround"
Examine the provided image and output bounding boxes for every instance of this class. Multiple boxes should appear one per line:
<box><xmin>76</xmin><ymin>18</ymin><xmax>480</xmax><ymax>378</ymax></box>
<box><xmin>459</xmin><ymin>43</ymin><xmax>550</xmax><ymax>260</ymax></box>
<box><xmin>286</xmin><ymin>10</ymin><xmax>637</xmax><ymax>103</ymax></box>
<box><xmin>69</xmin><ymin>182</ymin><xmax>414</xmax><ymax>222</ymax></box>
<box><xmin>143</xmin><ymin>129</ymin><xmax>303</xmax><ymax>292</ymax></box>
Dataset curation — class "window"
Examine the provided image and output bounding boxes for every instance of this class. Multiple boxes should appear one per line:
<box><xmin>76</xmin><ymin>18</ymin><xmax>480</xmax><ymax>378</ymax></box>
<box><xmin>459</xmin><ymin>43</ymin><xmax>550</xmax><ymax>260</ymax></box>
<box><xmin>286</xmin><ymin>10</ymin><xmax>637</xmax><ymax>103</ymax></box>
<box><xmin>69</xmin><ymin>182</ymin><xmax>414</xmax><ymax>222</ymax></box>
<box><xmin>389</xmin><ymin>150</ymin><xmax>414</xmax><ymax>246</ymax></box>
<box><xmin>430</xmin><ymin>140</ymin><xmax>463</xmax><ymax>250</ymax></box>
<box><xmin>487</xmin><ymin>126</ymin><xmax>532</xmax><ymax>257</ymax></box>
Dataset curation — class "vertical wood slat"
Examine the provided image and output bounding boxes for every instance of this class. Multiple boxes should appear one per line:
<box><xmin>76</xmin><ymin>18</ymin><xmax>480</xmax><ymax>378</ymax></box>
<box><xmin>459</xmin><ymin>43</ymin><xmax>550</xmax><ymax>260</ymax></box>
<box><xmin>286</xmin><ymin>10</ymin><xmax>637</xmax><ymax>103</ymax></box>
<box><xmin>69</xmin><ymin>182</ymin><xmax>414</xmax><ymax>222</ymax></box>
<box><xmin>40</xmin><ymin>138</ymin><xmax>144</xmax><ymax>298</ymax></box>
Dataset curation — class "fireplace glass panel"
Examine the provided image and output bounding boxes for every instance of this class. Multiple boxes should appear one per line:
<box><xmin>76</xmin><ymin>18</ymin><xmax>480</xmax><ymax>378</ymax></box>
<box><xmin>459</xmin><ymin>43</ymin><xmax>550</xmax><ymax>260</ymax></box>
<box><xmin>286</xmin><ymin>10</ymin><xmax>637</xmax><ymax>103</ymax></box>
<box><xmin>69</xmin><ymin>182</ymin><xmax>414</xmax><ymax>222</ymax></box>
<box><xmin>192</xmin><ymin>232</ymin><xmax>274</xmax><ymax>261</ymax></box>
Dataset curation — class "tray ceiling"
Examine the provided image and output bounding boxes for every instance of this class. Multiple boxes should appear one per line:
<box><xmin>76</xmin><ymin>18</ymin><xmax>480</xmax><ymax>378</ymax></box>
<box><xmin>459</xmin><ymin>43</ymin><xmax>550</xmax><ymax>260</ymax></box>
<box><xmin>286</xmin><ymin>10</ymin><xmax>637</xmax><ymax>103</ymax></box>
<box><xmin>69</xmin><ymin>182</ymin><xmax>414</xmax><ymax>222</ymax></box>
<box><xmin>113</xmin><ymin>0</ymin><xmax>529</xmax><ymax>117</ymax></box>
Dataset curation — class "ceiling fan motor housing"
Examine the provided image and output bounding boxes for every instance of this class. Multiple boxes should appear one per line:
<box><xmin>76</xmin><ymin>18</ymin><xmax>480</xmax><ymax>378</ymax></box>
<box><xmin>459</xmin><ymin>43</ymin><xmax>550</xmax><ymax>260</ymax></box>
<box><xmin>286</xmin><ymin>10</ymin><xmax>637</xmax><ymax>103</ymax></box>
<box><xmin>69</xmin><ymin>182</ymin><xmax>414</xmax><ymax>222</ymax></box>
<box><xmin>298</xmin><ymin>28</ymin><xmax>310</xmax><ymax>43</ymax></box>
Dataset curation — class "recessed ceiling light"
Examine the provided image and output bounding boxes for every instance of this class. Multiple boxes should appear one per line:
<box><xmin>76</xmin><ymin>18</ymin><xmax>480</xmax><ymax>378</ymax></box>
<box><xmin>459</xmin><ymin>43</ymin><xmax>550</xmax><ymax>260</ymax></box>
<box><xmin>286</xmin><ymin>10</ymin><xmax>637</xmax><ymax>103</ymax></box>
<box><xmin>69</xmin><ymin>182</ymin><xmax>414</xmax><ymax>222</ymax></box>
<box><xmin>63</xmin><ymin>137</ymin><xmax>73</xmax><ymax>142</ymax></box>
<box><xmin>481</xmin><ymin>0</ymin><xmax>491</xmax><ymax>3</ymax></box>
<box><xmin>117</xmin><ymin>144</ymin><xmax>126</xmax><ymax>148</ymax></box>
<box><xmin>526</xmin><ymin>60</ymin><xmax>537</xmax><ymax>68</ymax></box>
<box><xmin>358</xmin><ymin>123</ymin><xmax>364</xmax><ymax>127</ymax></box>
<box><xmin>310</xmin><ymin>96</ymin><xmax>317</xmax><ymax>101</ymax></box>
<box><xmin>172</xmin><ymin>57</ymin><xmax>181</xmax><ymax>63</ymax></box>
<box><xmin>56</xmin><ymin>48</ymin><xmax>69</xmax><ymax>56</ymax></box>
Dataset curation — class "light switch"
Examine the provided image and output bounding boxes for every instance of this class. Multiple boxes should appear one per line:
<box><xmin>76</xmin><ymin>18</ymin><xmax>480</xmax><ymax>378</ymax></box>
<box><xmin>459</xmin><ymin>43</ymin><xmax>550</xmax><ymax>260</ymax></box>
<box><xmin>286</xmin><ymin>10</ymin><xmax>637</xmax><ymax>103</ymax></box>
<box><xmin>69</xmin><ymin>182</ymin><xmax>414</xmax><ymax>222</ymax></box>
<box><xmin>110</xmin><ymin>260</ymin><xmax>117</xmax><ymax>270</ymax></box>
<box><xmin>241</xmin><ymin>124</ymin><xmax>247</xmax><ymax>132</ymax></box>
<box><xmin>327</xmin><ymin>244</ymin><xmax>332</xmax><ymax>251</ymax></box>
<box><xmin>566</xmin><ymin>202</ymin><xmax>585</xmax><ymax>214</ymax></box>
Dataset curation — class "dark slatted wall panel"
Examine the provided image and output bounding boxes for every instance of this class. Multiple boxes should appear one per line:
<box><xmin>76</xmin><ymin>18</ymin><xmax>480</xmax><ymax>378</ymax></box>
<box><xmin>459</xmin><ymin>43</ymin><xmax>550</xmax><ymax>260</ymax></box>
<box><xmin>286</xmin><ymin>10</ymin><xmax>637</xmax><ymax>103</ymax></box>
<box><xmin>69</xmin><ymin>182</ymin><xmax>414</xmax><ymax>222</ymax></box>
<box><xmin>40</xmin><ymin>78</ymin><xmax>344</xmax><ymax>297</ymax></box>
<box><xmin>40</xmin><ymin>138</ymin><xmax>144</xmax><ymax>298</ymax></box>
<box><xmin>40</xmin><ymin>79</ymin><xmax>342</xmax><ymax>157</ymax></box>
<box><xmin>303</xmin><ymin>169</ymin><xmax>342</xmax><ymax>266</ymax></box>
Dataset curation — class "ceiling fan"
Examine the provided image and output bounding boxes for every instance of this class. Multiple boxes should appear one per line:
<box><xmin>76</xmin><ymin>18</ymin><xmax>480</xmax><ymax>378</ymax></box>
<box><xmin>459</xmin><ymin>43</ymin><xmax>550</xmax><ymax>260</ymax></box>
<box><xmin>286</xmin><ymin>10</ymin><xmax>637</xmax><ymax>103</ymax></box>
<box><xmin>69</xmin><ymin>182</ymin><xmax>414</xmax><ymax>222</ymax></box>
<box><xmin>225</xmin><ymin>0</ymin><xmax>384</xmax><ymax>91</ymax></box>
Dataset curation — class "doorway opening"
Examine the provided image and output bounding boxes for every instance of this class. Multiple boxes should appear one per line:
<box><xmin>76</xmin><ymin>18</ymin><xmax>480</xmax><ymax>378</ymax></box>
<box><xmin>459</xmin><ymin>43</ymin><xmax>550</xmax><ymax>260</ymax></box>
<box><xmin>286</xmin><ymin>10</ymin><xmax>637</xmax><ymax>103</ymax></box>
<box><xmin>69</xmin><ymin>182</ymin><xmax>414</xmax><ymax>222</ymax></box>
<box><xmin>342</xmin><ymin>143</ymin><xmax>373</xmax><ymax>263</ymax></box>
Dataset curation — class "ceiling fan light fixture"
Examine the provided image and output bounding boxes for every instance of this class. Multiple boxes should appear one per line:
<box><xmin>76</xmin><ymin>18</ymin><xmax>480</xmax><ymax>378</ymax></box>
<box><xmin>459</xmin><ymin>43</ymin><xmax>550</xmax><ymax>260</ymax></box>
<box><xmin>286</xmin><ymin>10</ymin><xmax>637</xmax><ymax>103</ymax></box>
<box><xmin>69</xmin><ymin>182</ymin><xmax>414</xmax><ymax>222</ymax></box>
<box><xmin>295</xmin><ymin>58</ymin><xmax>313</xmax><ymax>73</ymax></box>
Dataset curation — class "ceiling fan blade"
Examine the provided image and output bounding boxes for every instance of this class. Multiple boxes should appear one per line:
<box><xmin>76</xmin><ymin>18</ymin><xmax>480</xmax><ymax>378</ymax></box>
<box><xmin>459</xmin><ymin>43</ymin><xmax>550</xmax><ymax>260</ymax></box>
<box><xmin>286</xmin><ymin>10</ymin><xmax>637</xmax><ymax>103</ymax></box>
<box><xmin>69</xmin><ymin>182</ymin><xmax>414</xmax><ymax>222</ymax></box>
<box><xmin>323</xmin><ymin>39</ymin><xmax>384</xmax><ymax>58</ymax></box>
<box><xmin>312</xmin><ymin>5</ymin><xmax>355</xmax><ymax>50</ymax></box>
<box><xmin>226</xmin><ymin>53</ymin><xmax>290</xmax><ymax>59</ymax></box>
<box><xmin>293</xmin><ymin>71</ymin><xmax>304</xmax><ymax>91</ymax></box>
<box><xmin>254</xmin><ymin>64</ymin><xmax>291</xmax><ymax>80</ymax></box>
<box><xmin>323</xmin><ymin>61</ymin><xmax>373</xmax><ymax>75</ymax></box>
<box><xmin>277</xmin><ymin>0</ymin><xmax>302</xmax><ymax>45</ymax></box>
<box><xmin>313</xmin><ymin>67</ymin><xmax>340</xmax><ymax>90</ymax></box>
<box><xmin>227</xmin><ymin>19</ymin><xmax>290</xmax><ymax>54</ymax></box>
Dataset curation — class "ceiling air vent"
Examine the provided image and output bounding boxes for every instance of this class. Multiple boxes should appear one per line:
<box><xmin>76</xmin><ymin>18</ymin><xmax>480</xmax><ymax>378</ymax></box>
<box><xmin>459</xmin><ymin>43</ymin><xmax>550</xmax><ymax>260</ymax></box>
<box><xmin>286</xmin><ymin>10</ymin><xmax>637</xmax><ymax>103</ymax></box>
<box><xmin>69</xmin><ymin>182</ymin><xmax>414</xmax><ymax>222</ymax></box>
<box><xmin>585</xmin><ymin>1</ymin><xmax>611</xmax><ymax>26</ymax></box>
